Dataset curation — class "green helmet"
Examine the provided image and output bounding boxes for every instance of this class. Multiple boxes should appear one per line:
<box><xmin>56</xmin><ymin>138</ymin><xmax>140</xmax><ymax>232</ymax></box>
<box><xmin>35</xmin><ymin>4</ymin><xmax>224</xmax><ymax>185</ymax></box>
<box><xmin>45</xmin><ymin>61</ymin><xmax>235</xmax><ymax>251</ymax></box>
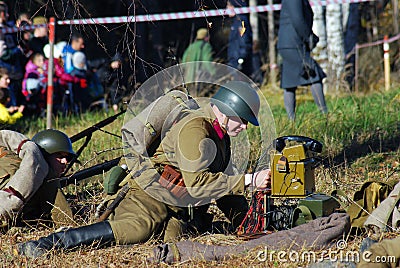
<box><xmin>32</xmin><ymin>129</ymin><xmax>76</xmax><ymax>159</ymax></box>
<box><xmin>211</xmin><ymin>81</ymin><xmax>260</xmax><ymax>126</ymax></box>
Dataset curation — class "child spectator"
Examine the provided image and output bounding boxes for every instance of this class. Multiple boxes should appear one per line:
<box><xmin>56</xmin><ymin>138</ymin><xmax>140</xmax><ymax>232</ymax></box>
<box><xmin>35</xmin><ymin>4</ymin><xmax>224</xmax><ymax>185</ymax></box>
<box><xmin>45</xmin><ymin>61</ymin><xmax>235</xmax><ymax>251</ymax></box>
<box><xmin>0</xmin><ymin>68</ymin><xmax>24</xmax><ymax>124</ymax></box>
<box><xmin>22</xmin><ymin>53</ymin><xmax>46</xmax><ymax>115</ymax></box>
<box><xmin>43</xmin><ymin>41</ymin><xmax>84</xmax><ymax>87</ymax></box>
<box><xmin>72</xmin><ymin>51</ymin><xmax>87</xmax><ymax>71</ymax></box>
<box><xmin>43</xmin><ymin>41</ymin><xmax>86</xmax><ymax>114</ymax></box>
<box><xmin>70</xmin><ymin>51</ymin><xmax>91</xmax><ymax>112</ymax></box>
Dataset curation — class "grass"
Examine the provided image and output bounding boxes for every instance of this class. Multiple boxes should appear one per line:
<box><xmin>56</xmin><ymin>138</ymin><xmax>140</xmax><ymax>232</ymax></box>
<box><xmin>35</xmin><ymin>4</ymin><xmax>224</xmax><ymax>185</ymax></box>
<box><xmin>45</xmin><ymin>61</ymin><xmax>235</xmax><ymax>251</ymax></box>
<box><xmin>2</xmin><ymin>84</ymin><xmax>400</xmax><ymax>267</ymax></box>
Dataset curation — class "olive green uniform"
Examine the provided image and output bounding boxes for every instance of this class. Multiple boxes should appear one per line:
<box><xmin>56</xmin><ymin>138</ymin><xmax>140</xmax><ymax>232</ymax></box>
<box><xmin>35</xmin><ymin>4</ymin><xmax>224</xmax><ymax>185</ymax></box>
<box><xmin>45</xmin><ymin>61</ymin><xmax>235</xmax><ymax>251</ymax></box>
<box><xmin>358</xmin><ymin>236</ymin><xmax>400</xmax><ymax>267</ymax></box>
<box><xmin>0</xmin><ymin>130</ymin><xmax>73</xmax><ymax>227</ymax></box>
<box><xmin>109</xmin><ymin>104</ymin><xmax>247</xmax><ymax>244</ymax></box>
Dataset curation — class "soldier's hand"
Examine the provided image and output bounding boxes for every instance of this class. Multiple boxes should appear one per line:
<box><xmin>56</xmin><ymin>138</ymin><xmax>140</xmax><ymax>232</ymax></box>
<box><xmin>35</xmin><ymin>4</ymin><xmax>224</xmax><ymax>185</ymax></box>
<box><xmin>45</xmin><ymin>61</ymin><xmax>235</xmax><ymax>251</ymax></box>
<box><xmin>246</xmin><ymin>169</ymin><xmax>271</xmax><ymax>189</ymax></box>
<box><xmin>254</xmin><ymin>169</ymin><xmax>271</xmax><ymax>189</ymax></box>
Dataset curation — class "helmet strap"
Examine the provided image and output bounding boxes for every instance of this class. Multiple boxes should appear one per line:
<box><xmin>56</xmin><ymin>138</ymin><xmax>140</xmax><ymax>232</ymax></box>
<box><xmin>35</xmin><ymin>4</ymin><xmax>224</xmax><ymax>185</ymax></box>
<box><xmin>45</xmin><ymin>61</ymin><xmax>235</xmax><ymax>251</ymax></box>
<box><xmin>221</xmin><ymin>116</ymin><xmax>229</xmax><ymax>132</ymax></box>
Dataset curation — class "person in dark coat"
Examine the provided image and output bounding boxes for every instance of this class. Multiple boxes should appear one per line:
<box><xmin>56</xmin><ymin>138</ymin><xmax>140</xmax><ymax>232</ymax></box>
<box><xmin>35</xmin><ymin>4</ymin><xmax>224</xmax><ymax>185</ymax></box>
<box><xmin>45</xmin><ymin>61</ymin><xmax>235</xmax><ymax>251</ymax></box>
<box><xmin>227</xmin><ymin>0</ymin><xmax>253</xmax><ymax>78</ymax></box>
<box><xmin>95</xmin><ymin>52</ymin><xmax>125</xmax><ymax>113</ymax></box>
<box><xmin>277</xmin><ymin>0</ymin><xmax>328</xmax><ymax>120</ymax></box>
<box><xmin>344</xmin><ymin>3</ymin><xmax>360</xmax><ymax>91</ymax></box>
<box><xmin>28</xmin><ymin>17</ymin><xmax>49</xmax><ymax>56</ymax></box>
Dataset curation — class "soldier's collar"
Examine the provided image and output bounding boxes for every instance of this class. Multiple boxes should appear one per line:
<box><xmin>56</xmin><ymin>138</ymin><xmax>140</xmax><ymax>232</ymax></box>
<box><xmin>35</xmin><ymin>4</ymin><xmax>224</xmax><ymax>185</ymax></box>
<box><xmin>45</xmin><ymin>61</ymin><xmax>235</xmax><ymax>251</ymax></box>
<box><xmin>212</xmin><ymin>118</ymin><xmax>226</xmax><ymax>140</ymax></box>
<box><xmin>203</xmin><ymin>103</ymin><xmax>227</xmax><ymax>139</ymax></box>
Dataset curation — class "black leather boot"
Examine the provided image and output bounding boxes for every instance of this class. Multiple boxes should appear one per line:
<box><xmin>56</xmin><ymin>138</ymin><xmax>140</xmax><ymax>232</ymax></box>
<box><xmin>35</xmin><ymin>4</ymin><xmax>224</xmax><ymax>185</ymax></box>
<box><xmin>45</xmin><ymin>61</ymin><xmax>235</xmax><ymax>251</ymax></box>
<box><xmin>18</xmin><ymin>221</ymin><xmax>115</xmax><ymax>258</ymax></box>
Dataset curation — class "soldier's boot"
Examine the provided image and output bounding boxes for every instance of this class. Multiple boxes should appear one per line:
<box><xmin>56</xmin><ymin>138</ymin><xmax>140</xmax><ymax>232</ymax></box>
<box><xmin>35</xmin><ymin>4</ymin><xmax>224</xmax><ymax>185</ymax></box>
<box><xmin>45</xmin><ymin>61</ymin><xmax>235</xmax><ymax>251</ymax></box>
<box><xmin>18</xmin><ymin>221</ymin><xmax>115</xmax><ymax>259</ymax></box>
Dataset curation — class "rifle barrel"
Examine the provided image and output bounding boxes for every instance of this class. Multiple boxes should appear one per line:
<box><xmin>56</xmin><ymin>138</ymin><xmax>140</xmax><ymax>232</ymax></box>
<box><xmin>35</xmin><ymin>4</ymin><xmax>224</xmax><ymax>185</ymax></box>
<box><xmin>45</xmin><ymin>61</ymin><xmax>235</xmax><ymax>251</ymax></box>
<box><xmin>60</xmin><ymin>156</ymin><xmax>121</xmax><ymax>187</ymax></box>
<box><xmin>69</xmin><ymin>110</ymin><xmax>125</xmax><ymax>143</ymax></box>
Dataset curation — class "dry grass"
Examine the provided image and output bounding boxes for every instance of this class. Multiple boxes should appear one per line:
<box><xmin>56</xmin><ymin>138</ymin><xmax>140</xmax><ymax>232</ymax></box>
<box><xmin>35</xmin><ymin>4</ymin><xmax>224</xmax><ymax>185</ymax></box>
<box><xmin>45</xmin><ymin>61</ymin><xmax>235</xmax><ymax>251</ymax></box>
<box><xmin>3</xmin><ymin>136</ymin><xmax>400</xmax><ymax>265</ymax></box>
<box><xmin>2</xmin><ymin>230</ymin><xmax>398</xmax><ymax>267</ymax></box>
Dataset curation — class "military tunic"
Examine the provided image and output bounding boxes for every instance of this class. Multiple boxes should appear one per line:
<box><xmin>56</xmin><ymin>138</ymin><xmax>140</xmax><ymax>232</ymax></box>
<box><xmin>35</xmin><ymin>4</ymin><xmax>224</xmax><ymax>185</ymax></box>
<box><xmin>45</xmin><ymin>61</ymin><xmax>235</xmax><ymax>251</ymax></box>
<box><xmin>109</xmin><ymin>104</ymin><xmax>247</xmax><ymax>244</ymax></box>
<box><xmin>358</xmin><ymin>236</ymin><xmax>400</xmax><ymax>267</ymax></box>
<box><xmin>0</xmin><ymin>130</ymin><xmax>73</xmax><ymax>227</ymax></box>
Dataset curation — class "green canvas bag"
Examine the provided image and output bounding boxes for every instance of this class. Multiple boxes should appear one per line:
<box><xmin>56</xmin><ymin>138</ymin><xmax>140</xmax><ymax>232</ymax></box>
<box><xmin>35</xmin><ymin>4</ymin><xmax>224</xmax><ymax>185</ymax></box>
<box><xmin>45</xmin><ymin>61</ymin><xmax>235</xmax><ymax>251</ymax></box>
<box><xmin>346</xmin><ymin>180</ymin><xmax>397</xmax><ymax>228</ymax></box>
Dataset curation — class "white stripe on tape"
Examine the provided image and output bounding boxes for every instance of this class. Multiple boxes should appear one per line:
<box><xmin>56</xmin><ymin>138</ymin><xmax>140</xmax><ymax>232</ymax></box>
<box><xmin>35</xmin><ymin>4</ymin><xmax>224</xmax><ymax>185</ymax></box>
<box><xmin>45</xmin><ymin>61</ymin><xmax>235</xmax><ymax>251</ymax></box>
<box><xmin>1</xmin><ymin>0</ymin><xmax>374</xmax><ymax>34</ymax></box>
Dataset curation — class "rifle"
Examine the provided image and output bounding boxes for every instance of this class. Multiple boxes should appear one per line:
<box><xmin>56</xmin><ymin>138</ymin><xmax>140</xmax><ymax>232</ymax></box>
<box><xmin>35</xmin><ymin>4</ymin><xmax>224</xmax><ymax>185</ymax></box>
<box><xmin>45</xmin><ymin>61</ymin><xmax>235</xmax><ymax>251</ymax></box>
<box><xmin>96</xmin><ymin>184</ymin><xmax>129</xmax><ymax>222</ymax></box>
<box><xmin>64</xmin><ymin>109</ymin><xmax>126</xmax><ymax>175</ymax></box>
<box><xmin>60</xmin><ymin>156</ymin><xmax>122</xmax><ymax>187</ymax></box>
<box><xmin>69</xmin><ymin>109</ymin><xmax>125</xmax><ymax>143</ymax></box>
<box><xmin>96</xmin><ymin>167</ymin><xmax>145</xmax><ymax>222</ymax></box>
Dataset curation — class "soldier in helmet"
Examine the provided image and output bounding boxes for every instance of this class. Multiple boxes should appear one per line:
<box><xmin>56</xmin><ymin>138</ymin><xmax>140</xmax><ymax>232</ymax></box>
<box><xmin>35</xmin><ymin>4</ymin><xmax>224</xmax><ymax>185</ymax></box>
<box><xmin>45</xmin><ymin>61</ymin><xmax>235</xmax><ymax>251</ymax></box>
<box><xmin>0</xmin><ymin>129</ymin><xmax>75</xmax><ymax>229</ymax></box>
<box><xmin>18</xmin><ymin>81</ymin><xmax>271</xmax><ymax>258</ymax></box>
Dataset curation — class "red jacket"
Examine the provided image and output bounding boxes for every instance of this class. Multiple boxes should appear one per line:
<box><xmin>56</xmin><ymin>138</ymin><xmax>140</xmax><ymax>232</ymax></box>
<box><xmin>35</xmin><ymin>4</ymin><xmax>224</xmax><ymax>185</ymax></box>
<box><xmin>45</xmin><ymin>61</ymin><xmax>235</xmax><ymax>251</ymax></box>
<box><xmin>44</xmin><ymin>58</ymin><xmax>80</xmax><ymax>87</ymax></box>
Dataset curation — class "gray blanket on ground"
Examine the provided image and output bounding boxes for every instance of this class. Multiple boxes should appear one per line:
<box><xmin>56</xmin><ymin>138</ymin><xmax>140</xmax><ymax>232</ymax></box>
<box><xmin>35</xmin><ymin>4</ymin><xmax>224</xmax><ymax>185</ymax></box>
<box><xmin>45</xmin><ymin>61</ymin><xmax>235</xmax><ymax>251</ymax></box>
<box><xmin>152</xmin><ymin>213</ymin><xmax>350</xmax><ymax>264</ymax></box>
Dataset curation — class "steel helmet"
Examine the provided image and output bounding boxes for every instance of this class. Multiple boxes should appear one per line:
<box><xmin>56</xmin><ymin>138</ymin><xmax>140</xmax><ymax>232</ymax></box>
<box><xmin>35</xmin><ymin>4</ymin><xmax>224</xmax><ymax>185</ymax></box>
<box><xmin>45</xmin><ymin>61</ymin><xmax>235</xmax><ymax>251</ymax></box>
<box><xmin>32</xmin><ymin>129</ymin><xmax>76</xmax><ymax>159</ymax></box>
<box><xmin>211</xmin><ymin>81</ymin><xmax>260</xmax><ymax>126</ymax></box>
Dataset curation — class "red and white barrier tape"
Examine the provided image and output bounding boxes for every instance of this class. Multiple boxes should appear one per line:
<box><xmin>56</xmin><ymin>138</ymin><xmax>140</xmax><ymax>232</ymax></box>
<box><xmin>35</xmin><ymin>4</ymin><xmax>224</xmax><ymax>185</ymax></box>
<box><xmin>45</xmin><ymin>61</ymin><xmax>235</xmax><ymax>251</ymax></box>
<box><xmin>356</xmin><ymin>33</ymin><xmax>400</xmax><ymax>49</ymax></box>
<box><xmin>1</xmin><ymin>0</ymin><xmax>374</xmax><ymax>34</ymax></box>
<box><xmin>57</xmin><ymin>0</ymin><xmax>374</xmax><ymax>26</ymax></box>
<box><xmin>1</xmin><ymin>23</ymin><xmax>47</xmax><ymax>34</ymax></box>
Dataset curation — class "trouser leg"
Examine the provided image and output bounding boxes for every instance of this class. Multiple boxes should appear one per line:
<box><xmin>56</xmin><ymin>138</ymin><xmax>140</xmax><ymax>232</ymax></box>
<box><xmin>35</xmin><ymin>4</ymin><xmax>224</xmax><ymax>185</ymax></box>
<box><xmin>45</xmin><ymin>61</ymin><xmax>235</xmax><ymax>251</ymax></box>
<box><xmin>310</xmin><ymin>82</ymin><xmax>328</xmax><ymax>114</ymax></box>
<box><xmin>109</xmin><ymin>184</ymin><xmax>169</xmax><ymax>244</ymax></box>
<box><xmin>18</xmin><ymin>221</ymin><xmax>115</xmax><ymax>259</ymax></box>
<box><xmin>189</xmin><ymin>196</ymin><xmax>249</xmax><ymax>235</ymax></box>
<box><xmin>283</xmin><ymin>87</ymin><xmax>297</xmax><ymax>120</ymax></box>
<box><xmin>162</xmin><ymin>216</ymin><xmax>187</xmax><ymax>243</ymax></box>
<box><xmin>217</xmin><ymin>195</ymin><xmax>249</xmax><ymax>233</ymax></box>
<box><xmin>20</xmin><ymin>178</ymin><xmax>73</xmax><ymax>227</ymax></box>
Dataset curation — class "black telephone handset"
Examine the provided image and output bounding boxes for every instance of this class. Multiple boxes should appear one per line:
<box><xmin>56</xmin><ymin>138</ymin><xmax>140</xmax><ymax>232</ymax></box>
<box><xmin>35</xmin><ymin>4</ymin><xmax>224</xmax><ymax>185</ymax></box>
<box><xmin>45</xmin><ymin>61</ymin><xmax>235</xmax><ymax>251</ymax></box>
<box><xmin>273</xmin><ymin>135</ymin><xmax>323</xmax><ymax>153</ymax></box>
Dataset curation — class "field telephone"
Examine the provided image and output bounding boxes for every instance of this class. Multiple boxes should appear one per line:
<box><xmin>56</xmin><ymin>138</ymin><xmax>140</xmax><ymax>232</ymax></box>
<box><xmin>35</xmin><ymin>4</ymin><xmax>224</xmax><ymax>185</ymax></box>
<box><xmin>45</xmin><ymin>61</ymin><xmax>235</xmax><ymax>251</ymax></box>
<box><xmin>238</xmin><ymin>136</ymin><xmax>341</xmax><ymax>235</ymax></box>
<box><xmin>271</xmin><ymin>135</ymin><xmax>322</xmax><ymax>197</ymax></box>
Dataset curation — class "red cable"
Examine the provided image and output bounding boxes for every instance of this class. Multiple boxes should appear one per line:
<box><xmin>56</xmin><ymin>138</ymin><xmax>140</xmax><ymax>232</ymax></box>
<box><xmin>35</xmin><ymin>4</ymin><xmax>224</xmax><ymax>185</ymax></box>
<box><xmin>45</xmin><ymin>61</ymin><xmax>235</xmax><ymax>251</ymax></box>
<box><xmin>238</xmin><ymin>191</ymin><xmax>267</xmax><ymax>234</ymax></box>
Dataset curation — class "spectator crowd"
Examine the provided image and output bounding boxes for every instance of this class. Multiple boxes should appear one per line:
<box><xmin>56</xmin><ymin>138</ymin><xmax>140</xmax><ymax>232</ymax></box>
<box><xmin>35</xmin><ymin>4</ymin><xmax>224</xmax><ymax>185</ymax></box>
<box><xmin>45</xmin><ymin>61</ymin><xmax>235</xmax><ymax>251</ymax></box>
<box><xmin>0</xmin><ymin>0</ymin><xmax>341</xmax><ymax>125</ymax></box>
<box><xmin>0</xmin><ymin>1</ymin><xmax>125</xmax><ymax>125</ymax></box>
<box><xmin>0</xmin><ymin>0</ymin><xmax>270</xmax><ymax>126</ymax></box>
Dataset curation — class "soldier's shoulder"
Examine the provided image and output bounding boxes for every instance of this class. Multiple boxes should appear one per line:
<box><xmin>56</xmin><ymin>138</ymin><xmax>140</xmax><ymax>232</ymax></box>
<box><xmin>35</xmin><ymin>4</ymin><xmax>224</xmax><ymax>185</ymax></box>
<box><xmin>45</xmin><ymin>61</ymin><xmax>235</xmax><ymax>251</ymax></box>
<box><xmin>174</xmin><ymin>112</ymin><xmax>213</xmax><ymax>135</ymax></box>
